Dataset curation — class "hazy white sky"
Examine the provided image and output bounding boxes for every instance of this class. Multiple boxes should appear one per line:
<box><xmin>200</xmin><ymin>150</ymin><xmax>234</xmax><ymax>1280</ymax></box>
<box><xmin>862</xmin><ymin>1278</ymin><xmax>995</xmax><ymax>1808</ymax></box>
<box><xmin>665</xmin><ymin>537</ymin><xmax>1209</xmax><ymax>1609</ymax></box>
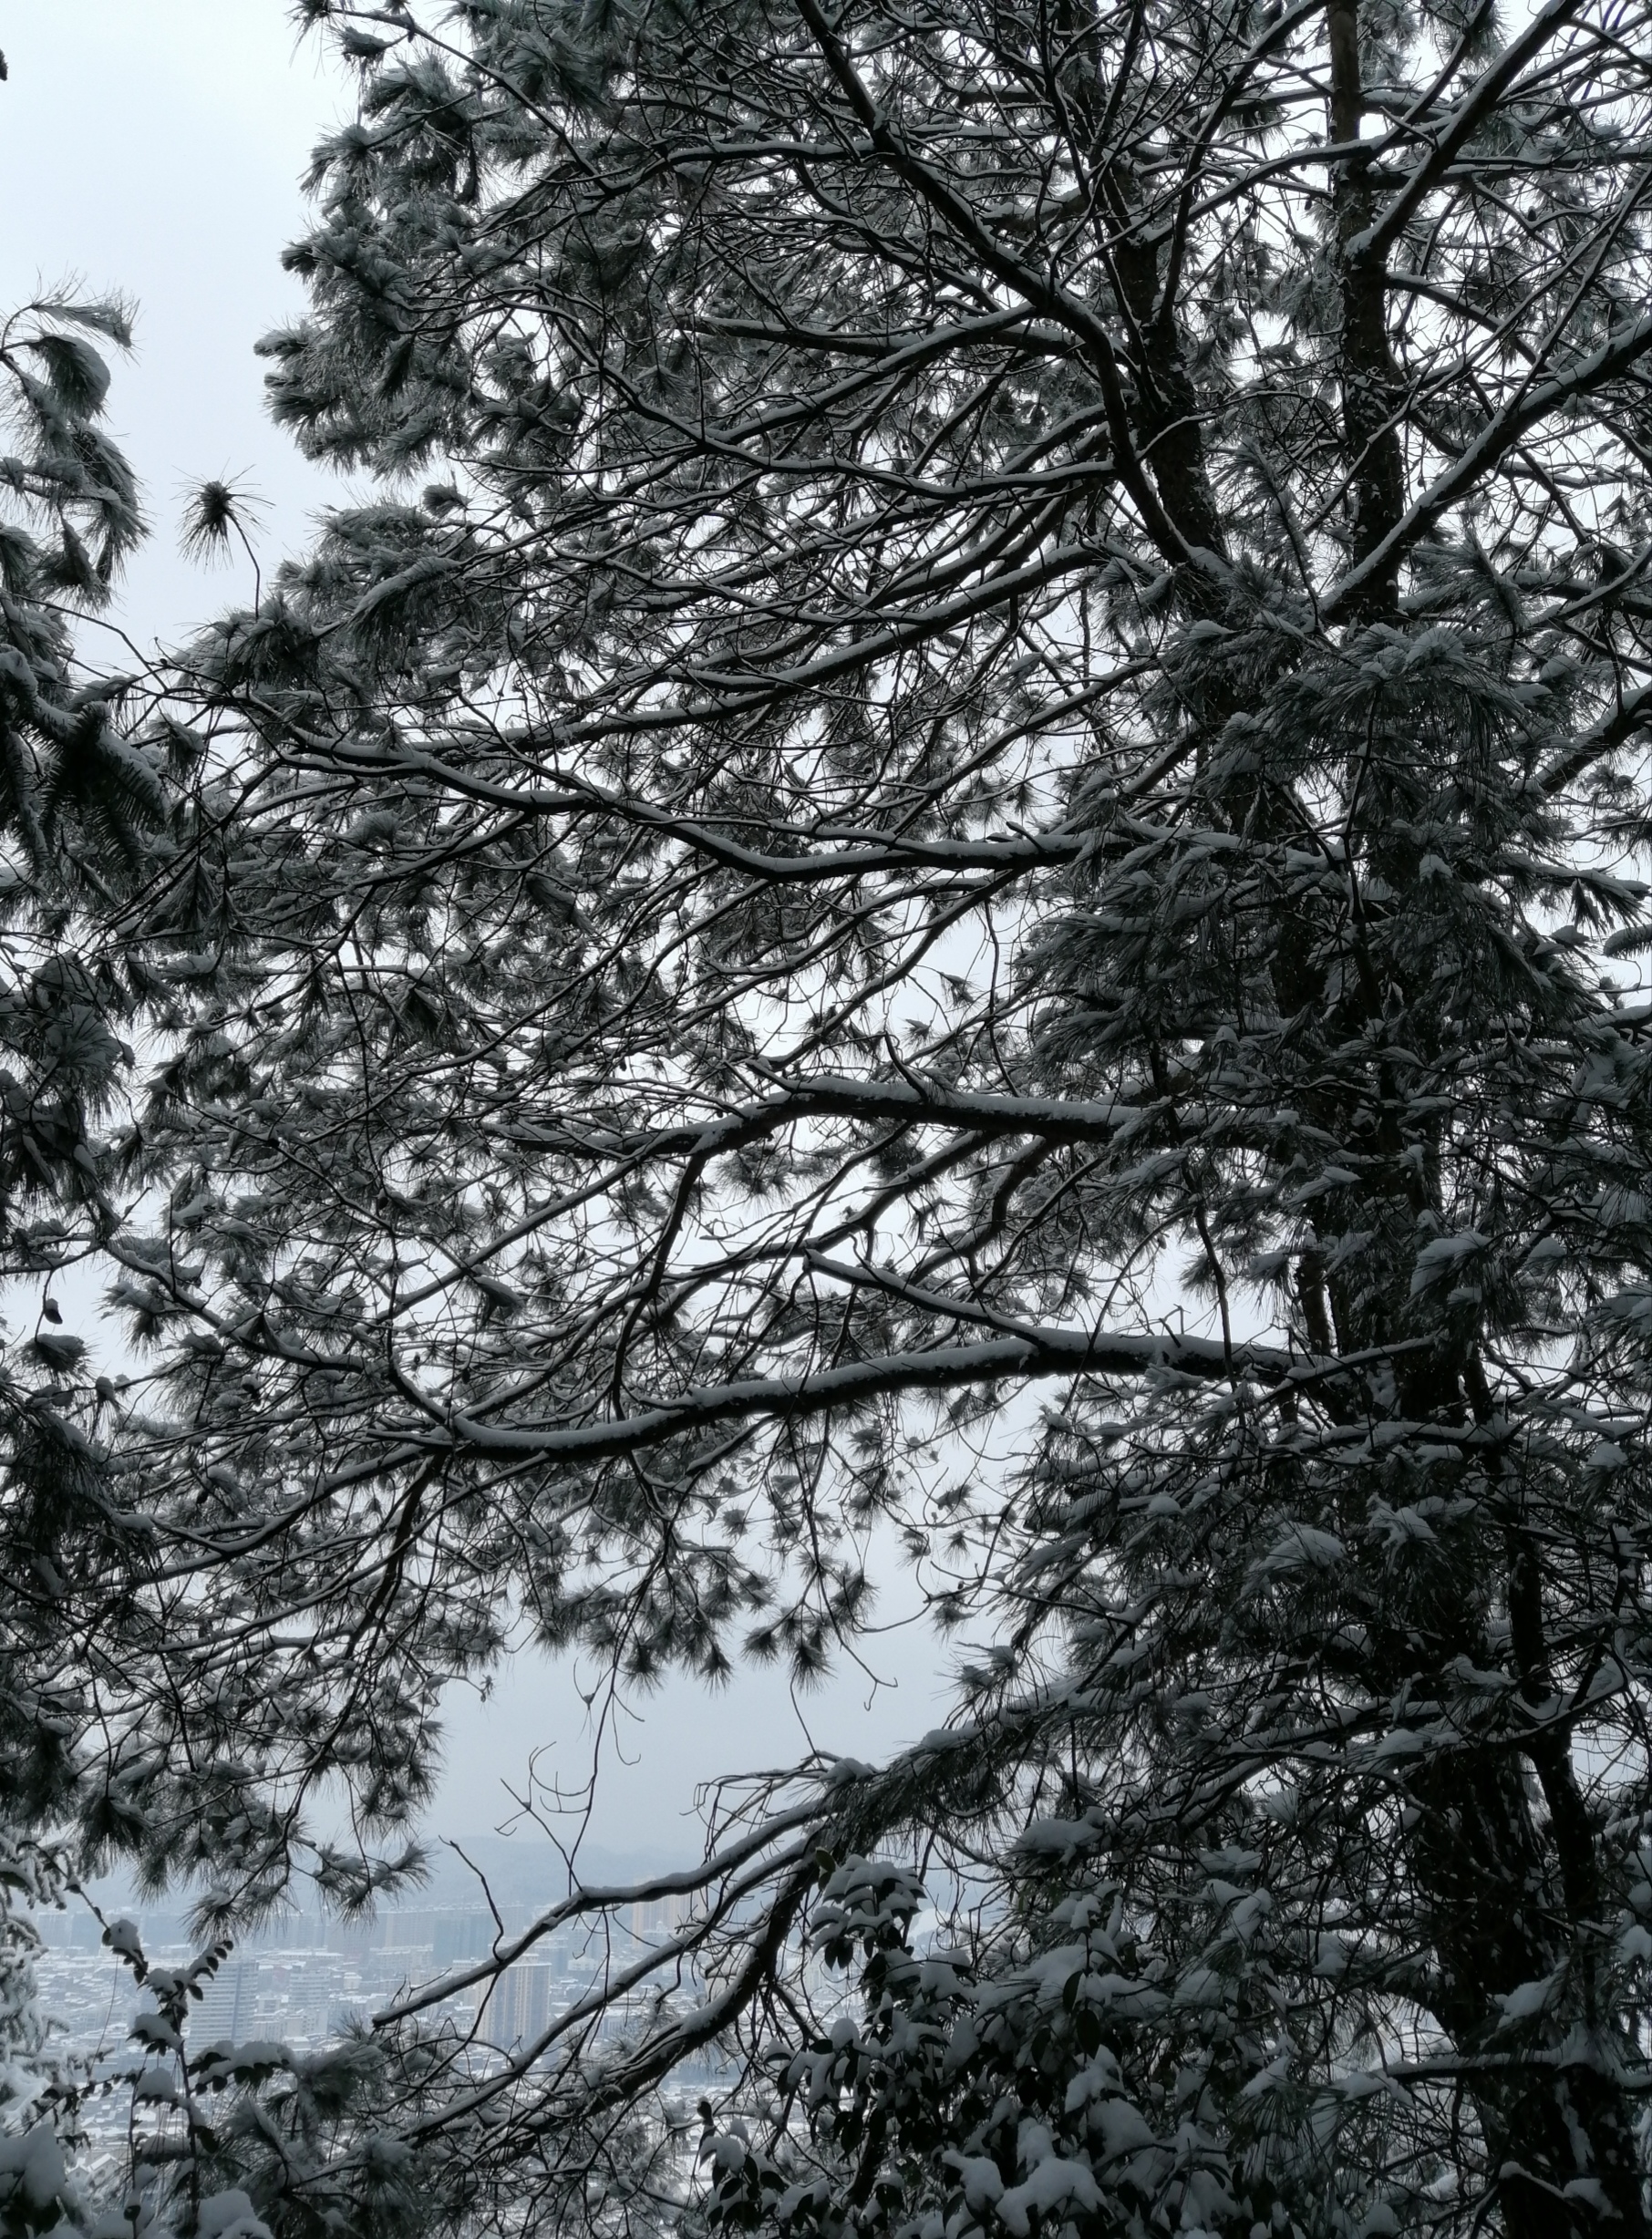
<box><xmin>0</xmin><ymin>2</ymin><xmax>943</xmax><ymax>1861</ymax></box>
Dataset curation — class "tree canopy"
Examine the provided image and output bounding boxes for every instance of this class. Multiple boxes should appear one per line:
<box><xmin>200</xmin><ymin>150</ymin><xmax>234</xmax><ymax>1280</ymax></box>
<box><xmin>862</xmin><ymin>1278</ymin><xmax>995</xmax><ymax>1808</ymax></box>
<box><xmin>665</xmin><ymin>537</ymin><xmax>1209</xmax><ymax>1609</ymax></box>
<box><xmin>7</xmin><ymin>0</ymin><xmax>1652</xmax><ymax>2233</ymax></box>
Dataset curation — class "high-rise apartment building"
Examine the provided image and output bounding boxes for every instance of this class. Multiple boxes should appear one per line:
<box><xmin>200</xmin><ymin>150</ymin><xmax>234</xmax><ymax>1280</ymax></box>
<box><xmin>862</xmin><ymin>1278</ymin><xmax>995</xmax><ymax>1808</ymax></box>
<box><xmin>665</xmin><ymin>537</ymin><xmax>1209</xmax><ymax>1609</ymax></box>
<box><xmin>477</xmin><ymin>1964</ymin><xmax>557</xmax><ymax>2050</ymax></box>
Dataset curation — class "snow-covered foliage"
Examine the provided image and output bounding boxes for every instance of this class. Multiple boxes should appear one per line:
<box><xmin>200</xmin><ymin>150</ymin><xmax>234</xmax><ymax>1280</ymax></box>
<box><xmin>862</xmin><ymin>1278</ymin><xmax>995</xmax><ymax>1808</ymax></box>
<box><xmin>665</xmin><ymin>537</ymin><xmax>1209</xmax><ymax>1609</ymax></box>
<box><xmin>0</xmin><ymin>293</ymin><xmax>159</xmax><ymax>2200</ymax></box>
<box><xmin>0</xmin><ymin>289</ymin><xmax>153</xmax><ymax>1258</ymax></box>
<box><xmin>7</xmin><ymin>0</ymin><xmax>1652</xmax><ymax>2232</ymax></box>
<box><xmin>0</xmin><ymin>1835</ymin><xmax>64</xmax><ymax>2123</ymax></box>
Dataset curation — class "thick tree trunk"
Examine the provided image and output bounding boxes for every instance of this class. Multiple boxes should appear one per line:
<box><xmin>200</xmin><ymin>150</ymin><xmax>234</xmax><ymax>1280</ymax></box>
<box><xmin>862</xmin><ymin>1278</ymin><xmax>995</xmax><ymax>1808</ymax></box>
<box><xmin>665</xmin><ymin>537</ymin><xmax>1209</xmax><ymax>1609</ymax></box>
<box><xmin>1326</xmin><ymin>0</ymin><xmax>1406</xmax><ymax>620</ymax></box>
<box><xmin>1411</xmin><ymin>1743</ymin><xmax>1645</xmax><ymax>2235</ymax></box>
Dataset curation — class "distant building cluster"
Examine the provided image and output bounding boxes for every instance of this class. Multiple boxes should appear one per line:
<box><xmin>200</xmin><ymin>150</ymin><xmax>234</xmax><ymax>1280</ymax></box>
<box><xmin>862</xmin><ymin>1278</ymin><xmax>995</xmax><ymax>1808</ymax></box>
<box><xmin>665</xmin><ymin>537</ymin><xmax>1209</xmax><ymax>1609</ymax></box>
<box><xmin>31</xmin><ymin>1883</ymin><xmax>712</xmax><ymax>2086</ymax></box>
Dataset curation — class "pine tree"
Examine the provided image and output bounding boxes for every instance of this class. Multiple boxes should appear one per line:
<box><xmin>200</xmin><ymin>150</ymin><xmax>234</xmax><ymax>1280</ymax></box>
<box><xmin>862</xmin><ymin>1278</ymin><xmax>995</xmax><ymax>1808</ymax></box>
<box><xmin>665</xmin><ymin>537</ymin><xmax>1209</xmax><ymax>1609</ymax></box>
<box><xmin>0</xmin><ymin>289</ymin><xmax>153</xmax><ymax>1233</ymax></box>
<box><xmin>0</xmin><ymin>289</ymin><xmax>161</xmax><ymax>2165</ymax></box>
<box><xmin>54</xmin><ymin>0</ymin><xmax>1652</xmax><ymax>2230</ymax></box>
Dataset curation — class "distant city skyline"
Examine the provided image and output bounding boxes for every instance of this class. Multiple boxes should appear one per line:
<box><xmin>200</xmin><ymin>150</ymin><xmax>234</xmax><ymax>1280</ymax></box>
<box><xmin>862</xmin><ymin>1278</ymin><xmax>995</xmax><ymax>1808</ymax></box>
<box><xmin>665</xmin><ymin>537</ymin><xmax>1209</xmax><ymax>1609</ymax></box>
<box><xmin>35</xmin><ymin>1856</ymin><xmax>733</xmax><ymax>2099</ymax></box>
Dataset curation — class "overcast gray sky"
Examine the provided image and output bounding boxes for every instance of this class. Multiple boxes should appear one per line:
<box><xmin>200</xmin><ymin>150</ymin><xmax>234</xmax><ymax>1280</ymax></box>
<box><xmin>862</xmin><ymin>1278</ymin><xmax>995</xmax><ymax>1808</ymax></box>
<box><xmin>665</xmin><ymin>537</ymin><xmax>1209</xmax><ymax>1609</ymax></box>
<box><xmin>0</xmin><ymin>2</ymin><xmax>943</xmax><ymax>1862</ymax></box>
<box><xmin>0</xmin><ymin>2</ymin><xmax>347</xmax><ymax>655</ymax></box>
